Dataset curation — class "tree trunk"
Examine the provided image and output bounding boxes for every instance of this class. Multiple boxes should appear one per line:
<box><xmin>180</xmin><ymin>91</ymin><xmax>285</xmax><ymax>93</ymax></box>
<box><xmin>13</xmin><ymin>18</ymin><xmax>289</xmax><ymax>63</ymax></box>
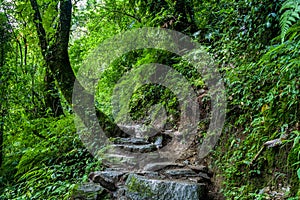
<box><xmin>44</xmin><ymin>68</ymin><xmax>64</xmax><ymax>117</ymax></box>
<box><xmin>174</xmin><ymin>0</ymin><xmax>197</xmax><ymax>33</ymax></box>
<box><xmin>0</xmin><ymin>14</ymin><xmax>9</xmax><ymax>167</ymax></box>
<box><xmin>29</xmin><ymin>0</ymin><xmax>127</xmax><ymax>137</ymax></box>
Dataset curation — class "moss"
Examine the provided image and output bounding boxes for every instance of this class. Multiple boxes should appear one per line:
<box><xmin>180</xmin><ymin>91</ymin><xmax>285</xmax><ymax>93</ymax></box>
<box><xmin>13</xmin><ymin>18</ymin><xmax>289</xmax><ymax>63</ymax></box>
<box><xmin>127</xmin><ymin>175</ymin><xmax>154</xmax><ymax>197</ymax></box>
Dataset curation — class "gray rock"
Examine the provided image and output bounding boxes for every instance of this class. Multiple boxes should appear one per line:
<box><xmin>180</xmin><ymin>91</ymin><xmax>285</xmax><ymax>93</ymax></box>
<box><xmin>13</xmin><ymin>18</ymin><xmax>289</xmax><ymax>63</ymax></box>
<box><xmin>198</xmin><ymin>172</ymin><xmax>211</xmax><ymax>181</ymax></box>
<box><xmin>105</xmin><ymin>168</ymin><xmax>128</xmax><ymax>171</ymax></box>
<box><xmin>96</xmin><ymin>170</ymin><xmax>127</xmax><ymax>182</ymax></box>
<box><xmin>136</xmin><ymin>171</ymin><xmax>160</xmax><ymax>178</ymax></box>
<box><xmin>113</xmin><ymin>186</ymin><xmax>127</xmax><ymax>199</ymax></box>
<box><xmin>71</xmin><ymin>182</ymin><xmax>107</xmax><ymax>200</ymax></box>
<box><xmin>143</xmin><ymin>162</ymin><xmax>184</xmax><ymax>172</ymax></box>
<box><xmin>188</xmin><ymin>165</ymin><xmax>208</xmax><ymax>173</ymax></box>
<box><xmin>163</xmin><ymin>168</ymin><xmax>197</xmax><ymax>177</ymax></box>
<box><xmin>112</xmin><ymin>137</ymin><xmax>149</xmax><ymax>145</ymax></box>
<box><xmin>113</xmin><ymin>143</ymin><xmax>157</xmax><ymax>153</ymax></box>
<box><xmin>125</xmin><ymin>174</ymin><xmax>207</xmax><ymax>200</ymax></box>
<box><xmin>118</xmin><ymin>125</ymin><xmax>137</xmax><ymax>135</ymax></box>
<box><xmin>104</xmin><ymin>153</ymin><xmax>135</xmax><ymax>166</ymax></box>
<box><xmin>154</xmin><ymin>136</ymin><xmax>163</xmax><ymax>148</ymax></box>
<box><xmin>89</xmin><ymin>170</ymin><xmax>126</xmax><ymax>190</ymax></box>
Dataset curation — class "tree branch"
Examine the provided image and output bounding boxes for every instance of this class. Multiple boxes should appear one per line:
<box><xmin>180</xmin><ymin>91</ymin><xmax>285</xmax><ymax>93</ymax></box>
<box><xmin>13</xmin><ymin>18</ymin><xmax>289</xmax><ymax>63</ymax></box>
<box><xmin>29</xmin><ymin>0</ymin><xmax>48</xmax><ymax>57</ymax></box>
<box><xmin>99</xmin><ymin>6</ymin><xmax>141</xmax><ymax>23</ymax></box>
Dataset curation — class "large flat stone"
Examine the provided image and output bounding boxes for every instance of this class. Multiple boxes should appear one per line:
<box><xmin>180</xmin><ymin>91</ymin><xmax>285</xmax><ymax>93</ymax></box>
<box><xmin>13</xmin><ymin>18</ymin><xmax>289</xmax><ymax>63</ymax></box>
<box><xmin>125</xmin><ymin>174</ymin><xmax>207</xmax><ymax>200</ymax></box>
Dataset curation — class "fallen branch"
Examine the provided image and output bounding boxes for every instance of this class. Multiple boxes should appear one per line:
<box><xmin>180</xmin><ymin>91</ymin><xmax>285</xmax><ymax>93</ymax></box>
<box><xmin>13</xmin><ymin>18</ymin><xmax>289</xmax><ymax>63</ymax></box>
<box><xmin>250</xmin><ymin>134</ymin><xmax>287</xmax><ymax>165</ymax></box>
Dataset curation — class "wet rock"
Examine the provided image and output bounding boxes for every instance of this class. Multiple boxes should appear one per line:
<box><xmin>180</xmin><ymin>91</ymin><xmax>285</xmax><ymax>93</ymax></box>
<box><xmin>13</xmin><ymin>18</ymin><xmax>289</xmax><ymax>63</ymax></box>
<box><xmin>71</xmin><ymin>182</ymin><xmax>107</xmax><ymax>200</ymax></box>
<box><xmin>125</xmin><ymin>174</ymin><xmax>207</xmax><ymax>200</ymax></box>
<box><xmin>143</xmin><ymin>162</ymin><xmax>184</xmax><ymax>171</ymax></box>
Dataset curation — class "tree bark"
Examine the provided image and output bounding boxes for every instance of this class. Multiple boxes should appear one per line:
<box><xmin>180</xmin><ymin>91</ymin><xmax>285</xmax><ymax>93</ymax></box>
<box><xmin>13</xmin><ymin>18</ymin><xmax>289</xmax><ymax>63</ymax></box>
<box><xmin>44</xmin><ymin>68</ymin><xmax>64</xmax><ymax>117</ymax></box>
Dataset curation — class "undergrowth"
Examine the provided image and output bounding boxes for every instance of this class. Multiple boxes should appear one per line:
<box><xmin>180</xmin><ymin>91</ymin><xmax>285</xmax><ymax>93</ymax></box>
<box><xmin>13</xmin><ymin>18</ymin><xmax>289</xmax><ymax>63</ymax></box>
<box><xmin>0</xmin><ymin>115</ymin><xmax>101</xmax><ymax>199</ymax></box>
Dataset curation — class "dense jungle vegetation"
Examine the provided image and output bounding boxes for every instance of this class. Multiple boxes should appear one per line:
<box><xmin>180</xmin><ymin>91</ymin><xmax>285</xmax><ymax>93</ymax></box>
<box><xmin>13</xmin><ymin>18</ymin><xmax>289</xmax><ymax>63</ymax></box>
<box><xmin>0</xmin><ymin>0</ymin><xmax>299</xmax><ymax>199</ymax></box>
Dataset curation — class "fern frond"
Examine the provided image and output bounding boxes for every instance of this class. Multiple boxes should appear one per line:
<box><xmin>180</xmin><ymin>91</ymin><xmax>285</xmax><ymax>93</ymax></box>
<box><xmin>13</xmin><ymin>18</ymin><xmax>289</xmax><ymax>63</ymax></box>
<box><xmin>285</xmin><ymin>20</ymin><xmax>300</xmax><ymax>40</ymax></box>
<box><xmin>280</xmin><ymin>0</ymin><xmax>300</xmax><ymax>43</ymax></box>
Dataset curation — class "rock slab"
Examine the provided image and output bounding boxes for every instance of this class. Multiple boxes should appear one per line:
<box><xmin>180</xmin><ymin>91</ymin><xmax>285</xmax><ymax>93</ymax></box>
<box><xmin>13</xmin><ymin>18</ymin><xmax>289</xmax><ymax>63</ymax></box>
<box><xmin>125</xmin><ymin>174</ymin><xmax>207</xmax><ymax>200</ymax></box>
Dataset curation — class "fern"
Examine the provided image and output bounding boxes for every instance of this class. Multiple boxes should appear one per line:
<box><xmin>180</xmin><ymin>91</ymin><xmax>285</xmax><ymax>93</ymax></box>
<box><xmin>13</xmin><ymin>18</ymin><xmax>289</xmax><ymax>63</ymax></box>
<box><xmin>285</xmin><ymin>20</ymin><xmax>300</xmax><ymax>40</ymax></box>
<box><xmin>280</xmin><ymin>0</ymin><xmax>300</xmax><ymax>43</ymax></box>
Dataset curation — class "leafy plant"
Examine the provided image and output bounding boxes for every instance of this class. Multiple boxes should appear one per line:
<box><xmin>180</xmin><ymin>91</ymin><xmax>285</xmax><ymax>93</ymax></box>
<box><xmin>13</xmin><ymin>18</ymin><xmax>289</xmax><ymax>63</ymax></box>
<box><xmin>280</xmin><ymin>0</ymin><xmax>300</xmax><ymax>42</ymax></box>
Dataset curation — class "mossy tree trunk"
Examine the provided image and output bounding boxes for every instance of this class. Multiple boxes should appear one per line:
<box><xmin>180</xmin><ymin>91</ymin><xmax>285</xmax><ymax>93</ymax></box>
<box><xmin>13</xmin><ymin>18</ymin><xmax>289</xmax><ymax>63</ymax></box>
<box><xmin>29</xmin><ymin>0</ymin><xmax>127</xmax><ymax>137</ymax></box>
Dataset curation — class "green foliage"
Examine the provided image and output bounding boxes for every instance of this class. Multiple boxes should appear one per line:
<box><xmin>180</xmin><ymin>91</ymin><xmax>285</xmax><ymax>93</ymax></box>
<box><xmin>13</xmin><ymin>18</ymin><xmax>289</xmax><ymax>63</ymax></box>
<box><xmin>214</xmin><ymin>18</ymin><xmax>300</xmax><ymax>199</ymax></box>
<box><xmin>280</xmin><ymin>0</ymin><xmax>300</xmax><ymax>42</ymax></box>
<box><xmin>194</xmin><ymin>0</ymin><xmax>282</xmax><ymax>65</ymax></box>
<box><xmin>0</xmin><ymin>115</ymin><xmax>101</xmax><ymax>199</ymax></box>
<box><xmin>129</xmin><ymin>84</ymin><xmax>180</xmax><ymax>125</ymax></box>
<box><xmin>2</xmin><ymin>0</ymin><xmax>300</xmax><ymax>199</ymax></box>
<box><xmin>127</xmin><ymin>175</ymin><xmax>154</xmax><ymax>197</ymax></box>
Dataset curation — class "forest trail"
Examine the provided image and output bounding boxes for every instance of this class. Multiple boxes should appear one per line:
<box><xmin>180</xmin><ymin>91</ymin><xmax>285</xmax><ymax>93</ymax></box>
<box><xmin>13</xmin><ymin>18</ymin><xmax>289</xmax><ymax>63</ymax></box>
<box><xmin>72</xmin><ymin>125</ymin><xmax>224</xmax><ymax>199</ymax></box>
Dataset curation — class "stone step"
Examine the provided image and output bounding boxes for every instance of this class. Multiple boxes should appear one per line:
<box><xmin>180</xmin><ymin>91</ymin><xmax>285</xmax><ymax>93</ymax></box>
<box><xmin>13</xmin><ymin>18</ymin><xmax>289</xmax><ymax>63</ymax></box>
<box><xmin>163</xmin><ymin>168</ymin><xmax>198</xmax><ymax>177</ymax></box>
<box><xmin>143</xmin><ymin>162</ymin><xmax>185</xmax><ymax>171</ymax></box>
<box><xmin>188</xmin><ymin>165</ymin><xmax>212</xmax><ymax>176</ymax></box>
<box><xmin>88</xmin><ymin>170</ymin><xmax>128</xmax><ymax>191</ymax></box>
<box><xmin>72</xmin><ymin>125</ymin><xmax>215</xmax><ymax>200</ymax></box>
<box><xmin>124</xmin><ymin>174</ymin><xmax>207</xmax><ymax>200</ymax></box>
<box><xmin>75</xmin><ymin>165</ymin><xmax>212</xmax><ymax>200</ymax></box>
<box><xmin>103</xmin><ymin>153</ymin><xmax>136</xmax><ymax>167</ymax></box>
<box><xmin>112</xmin><ymin>137</ymin><xmax>150</xmax><ymax>145</ymax></box>
<box><xmin>112</xmin><ymin>143</ymin><xmax>157</xmax><ymax>153</ymax></box>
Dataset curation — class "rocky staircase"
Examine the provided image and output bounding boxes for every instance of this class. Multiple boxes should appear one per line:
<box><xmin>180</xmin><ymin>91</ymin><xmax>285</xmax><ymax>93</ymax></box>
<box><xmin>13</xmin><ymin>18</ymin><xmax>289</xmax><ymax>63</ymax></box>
<box><xmin>71</xmin><ymin>126</ymin><xmax>219</xmax><ymax>200</ymax></box>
